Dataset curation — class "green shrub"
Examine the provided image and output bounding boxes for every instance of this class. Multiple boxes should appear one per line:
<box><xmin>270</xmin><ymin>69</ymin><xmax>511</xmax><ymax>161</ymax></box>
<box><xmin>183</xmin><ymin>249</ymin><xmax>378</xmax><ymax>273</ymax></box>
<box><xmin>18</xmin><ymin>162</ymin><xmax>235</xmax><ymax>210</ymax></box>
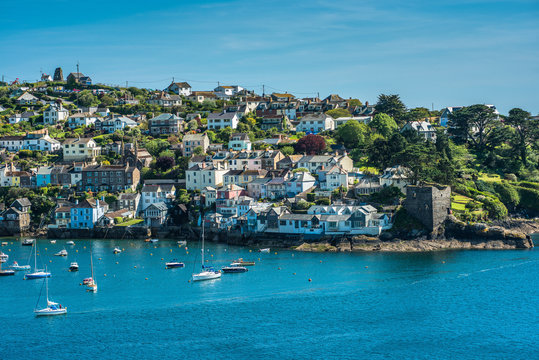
<box><xmin>481</xmin><ymin>197</ymin><xmax>508</xmax><ymax>219</ymax></box>
<box><xmin>517</xmin><ymin>181</ymin><xmax>539</xmax><ymax>190</ymax></box>
<box><xmin>492</xmin><ymin>182</ymin><xmax>520</xmax><ymax>211</ymax></box>
<box><xmin>504</xmin><ymin>173</ymin><xmax>517</xmax><ymax>181</ymax></box>
<box><xmin>114</xmin><ymin>217</ymin><xmax>123</xmax><ymax>224</ymax></box>
<box><xmin>514</xmin><ymin>186</ymin><xmax>539</xmax><ymax>212</ymax></box>
<box><xmin>315</xmin><ymin>198</ymin><xmax>330</xmax><ymax>205</ymax></box>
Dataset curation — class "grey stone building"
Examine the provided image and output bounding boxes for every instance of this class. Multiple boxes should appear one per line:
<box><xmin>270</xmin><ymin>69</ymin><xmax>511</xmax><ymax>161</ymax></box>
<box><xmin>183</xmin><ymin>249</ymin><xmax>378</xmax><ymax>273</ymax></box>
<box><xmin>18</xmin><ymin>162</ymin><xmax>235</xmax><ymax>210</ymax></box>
<box><xmin>404</xmin><ymin>185</ymin><xmax>451</xmax><ymax>231</ymax></box>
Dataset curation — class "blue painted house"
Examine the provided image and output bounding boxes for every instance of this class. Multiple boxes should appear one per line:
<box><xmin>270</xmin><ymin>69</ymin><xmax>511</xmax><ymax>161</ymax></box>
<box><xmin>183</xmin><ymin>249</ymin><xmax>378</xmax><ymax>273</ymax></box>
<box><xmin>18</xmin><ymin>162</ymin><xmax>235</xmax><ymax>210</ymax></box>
<box><xmin>36</xmin><ymin>166</ymin><xmax>54</xmax><ymax>187</ymax></box>
<box><xmin>70</xmin><ymin>199</ymin><xmax>108</xmax><ymax>229</ymax></box>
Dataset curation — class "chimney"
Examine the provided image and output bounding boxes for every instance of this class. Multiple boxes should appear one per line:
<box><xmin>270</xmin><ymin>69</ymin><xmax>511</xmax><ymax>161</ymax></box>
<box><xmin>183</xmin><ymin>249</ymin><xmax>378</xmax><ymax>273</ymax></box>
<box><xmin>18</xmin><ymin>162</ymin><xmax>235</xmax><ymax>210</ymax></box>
<box><xmin>365</xmin><ymin>101</ymin><xmax>369</xmax><ymax>107</ymax></box>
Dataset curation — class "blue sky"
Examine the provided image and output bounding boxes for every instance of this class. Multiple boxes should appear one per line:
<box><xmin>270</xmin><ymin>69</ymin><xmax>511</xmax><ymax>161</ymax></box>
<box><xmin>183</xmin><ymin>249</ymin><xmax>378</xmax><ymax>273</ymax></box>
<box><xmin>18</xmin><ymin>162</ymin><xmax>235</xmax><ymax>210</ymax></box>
<box><xmin>1</xmin><ymin>0</ymin><xmax>538</xmax><ymax>114</ymax></box>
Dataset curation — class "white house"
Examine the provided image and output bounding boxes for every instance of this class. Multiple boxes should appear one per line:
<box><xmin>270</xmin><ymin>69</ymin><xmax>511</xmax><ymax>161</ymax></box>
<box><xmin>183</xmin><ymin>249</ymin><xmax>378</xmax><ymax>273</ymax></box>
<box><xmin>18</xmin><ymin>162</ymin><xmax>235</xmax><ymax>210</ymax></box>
<box><xmin>8</xmin><ymin>112</ymin><xmax>36</xmax><ymax>124</ymax></box>
<box><xmin>22</xmin><ymin>129</ymin><xmax>61</xmax><ymax>152</ymax></box>
<box><xmin>15</xmin><ymin>92</ymin><xmax>39</xmax><ymax>105</ymax></box>
<box><xmin>333</xmin><ymin>116</ymin><xmax>372</xmax><ymax>128</ymax></box>
<box><xmin>67</xmin><ymin>113</ymin><xmax>100</xmax><ymax>129</ymax></box>
<box><xmin>380</xmin><ymin>165</ymin><xmax>412</xmax><ymax>191</ymax></box>
<box><xmin>207</xmin><ymin>111</ymin><xmax>239</xmax><ymax>130</ymax></box>
<box><xmin>401</xmin><ymin>121</ymin><xmax>437</xmax><ymax>142</ymax></box>
<box><xmin>95</xmin><ymin>116</ymin><xmax>138</xmax><ymax>133</ymax></box>
<box><xmin>63</xmin><ymin>138</ymin><xmax>101</xmax><ymax>161</ymax></box>
<box><xmin>0</xmin><ymin>136</ymin><xmax>24</xmax><ymax>152</ymax></box>
<box><xmin>319</xmin><ymin>165</ymin><xmax>349</xmax><ymax>191</ymax></box>
<box><xmin>228</xmin><ymin>133</ymin><xmax>252</xmax><ymax>151</ymax></box>
<box><xmin>297</xmin><ymin>154</ymin><xmax>354</xmax><ymax>173</ymax></box>
<box><xmin>43</xmin><ymin>104</ymin><xmax>69</xmax><ymax>125</ymax></box>
<box><xmin>201</xmin><ymin>186</ymin><xmax>218</xmax><ymax>207</ymax></box>
<box><xmin>296</xmin><ymin>113</ymin><xmax>334</xmax><ymax>133</ymax></box>
<box><xmin>214</xmin><ymin>85</ymin><xmax>243</xmax><ymax>99</ymax></box>
<box><xmin>141</xmin><ymin>184</ymin><xmax>176</xmax><ymax>211</ymax></box>
<box><xmin>285</xmin><ymin>171</ymin><xmax>316</xmax><ymax>197</ymax></box>
<box><xmin>186</xmin><ymin>163</ymin><xmax>228</xmax><ymax>191</ymax></box>
<box><xmin>166</xmin><ymin>82</ymin><xmax>192</xmax><ymax>96</ymax></box>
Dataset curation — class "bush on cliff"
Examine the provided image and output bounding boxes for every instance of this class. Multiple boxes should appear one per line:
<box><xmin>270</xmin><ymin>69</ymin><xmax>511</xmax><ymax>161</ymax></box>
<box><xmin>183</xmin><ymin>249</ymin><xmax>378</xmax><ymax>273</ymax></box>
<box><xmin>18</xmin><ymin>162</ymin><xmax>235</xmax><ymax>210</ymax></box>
<box><xmin>514</xmin><ymin>186</ymin><xmax>539</xmax><ymax>213</ymax></box>
<box><xmin>481</xmin><ymin>197</ymin><xmax>508</xmax><ymax>220</ymax></box>
<box><xmin>392</xmin><ymin>207</ymin><xmax>427</xmax><ymax>233</ymax></box>
<box><xmin>492</xmin><ymin>182</ymin><xmax>520</xmax><ymax>211</ymax></box>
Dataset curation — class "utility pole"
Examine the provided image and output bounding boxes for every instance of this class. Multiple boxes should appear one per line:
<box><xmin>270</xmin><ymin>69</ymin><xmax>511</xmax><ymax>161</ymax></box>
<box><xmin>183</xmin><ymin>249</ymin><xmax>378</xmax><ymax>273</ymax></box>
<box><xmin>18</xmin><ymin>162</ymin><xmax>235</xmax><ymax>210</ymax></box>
<box><xmin>126</xmin><ymin>81</ymin><xmax>128</xmax><ymax>88</ymax></box>
<box><xmin>262</xmin><ymin>84</ymin><xmax>265</xmax><ymax>97</ymax></box>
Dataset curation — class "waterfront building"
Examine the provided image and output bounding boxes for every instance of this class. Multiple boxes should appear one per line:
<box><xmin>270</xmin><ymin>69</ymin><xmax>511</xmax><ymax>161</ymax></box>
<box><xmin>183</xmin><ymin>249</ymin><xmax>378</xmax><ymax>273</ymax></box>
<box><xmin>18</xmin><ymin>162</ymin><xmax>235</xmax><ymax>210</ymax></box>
<box><xmin>69</xmin><ymin>199</ymin><xmax>107</xmax><ymax>229</ymax></box>
<box><xmin>141</xmin><ymin>184</ymin><xmax>176</xmax><ymax>211</ymax></box>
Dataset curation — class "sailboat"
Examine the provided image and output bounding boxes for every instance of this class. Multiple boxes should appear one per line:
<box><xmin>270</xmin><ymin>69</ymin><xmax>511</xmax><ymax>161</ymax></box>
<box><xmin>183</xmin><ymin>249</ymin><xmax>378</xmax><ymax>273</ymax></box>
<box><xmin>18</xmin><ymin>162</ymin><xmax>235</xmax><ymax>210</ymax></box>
<box><xmin>34</xmin><ymin>273</ymin><xmax>67</xmax><ymax>316</ymax></box>
<box><xmin>86</xmin><ymin>248</ymin><xmax>97</xmax><ymax>293</ymax></box>
<box><xmin>192</xmin><ymin>215</ymin><xmax>221</xmax><ymax>282</ymax></box>
<box><xmin>24</xmin><ymin>241</ymin><xmax>51</xmax><ymax>280</ymax></box>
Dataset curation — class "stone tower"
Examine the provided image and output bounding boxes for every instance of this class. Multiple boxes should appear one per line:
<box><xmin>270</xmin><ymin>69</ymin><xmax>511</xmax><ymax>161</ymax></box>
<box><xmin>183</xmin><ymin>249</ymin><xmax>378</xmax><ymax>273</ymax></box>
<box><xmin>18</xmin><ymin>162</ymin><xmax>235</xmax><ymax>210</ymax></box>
<box><xmin>53</xmin><ymin>67</ymin><xmax>63</xmax><ymax>81</ymax></box>
<box><xmin>404</xmin><ymin>185</ymin><xmax>451</xmax><ymax>231</ymax></box>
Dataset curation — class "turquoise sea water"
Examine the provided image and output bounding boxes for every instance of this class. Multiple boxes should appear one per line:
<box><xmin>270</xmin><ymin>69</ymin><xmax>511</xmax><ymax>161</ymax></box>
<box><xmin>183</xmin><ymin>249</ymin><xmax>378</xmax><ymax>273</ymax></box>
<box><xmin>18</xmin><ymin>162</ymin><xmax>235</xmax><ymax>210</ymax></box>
<box><xmin>0</xmin><ymin>238</ymin><xmax>538</xmax><ymax>360</ymax></box>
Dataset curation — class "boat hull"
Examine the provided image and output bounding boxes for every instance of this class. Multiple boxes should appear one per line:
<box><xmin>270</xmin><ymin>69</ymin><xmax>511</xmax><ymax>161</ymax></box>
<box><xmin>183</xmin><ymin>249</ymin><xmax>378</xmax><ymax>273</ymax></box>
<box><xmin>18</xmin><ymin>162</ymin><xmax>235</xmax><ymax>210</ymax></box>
<box><xmin>35</xmin><ymin>308</ymin><xmax>67</xmax><ymax>316</ymax></box>
<box><xmin>192</xmin><ymin>271</ymin><xmax>221</xmax><ymax>281</ymax></box>
<box><xmin>11</xmin><ymin>265</ymin><xmax>31</xmax><ymax>271</ymax></box>
<box><xmin>25</xmin><ymin>272</ymin><xmax>51</xmax><ymax>279</ymax></box>
<box><xmin>166</xmin><ymin>262</ymin><xmax>185</xmax><ymax>269</ymax></box>
<box><xmin>222</xmin><ymin>267</ymin><xmax>248</xmax><ymax>273</ymax></box>
<box><xmin>0</xmin><ymin>270</ymin><xmax>15</xmax><ymax>276</ymax></box>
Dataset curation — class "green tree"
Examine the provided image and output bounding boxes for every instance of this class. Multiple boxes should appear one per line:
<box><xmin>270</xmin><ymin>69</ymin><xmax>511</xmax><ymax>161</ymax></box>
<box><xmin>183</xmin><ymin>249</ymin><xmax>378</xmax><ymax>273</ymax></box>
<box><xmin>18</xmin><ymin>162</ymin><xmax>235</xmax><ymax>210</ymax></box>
<box><xmin>336</xmin><ymin>120</ymin><xmax>368</xmax><ymax>148</ymax></box>
<box><xmin>448</xmin><ymin>104</ymin><xmax>498</xmax><ymax>150</ymax></box>
<box><xmin>281</xmin><ymin>146</ymin><xmax>295</xmax><ymax>156</ymax></box>
<box><xmin>375</xmin><ymin>94</ymin><xmax>406</xmax><ymax>125</ymax></box>
<box><xmin>369</xmin><ymin>113</ymin><xmax>398</xmax><ymax>138</ymax></box>
<box><xmin>326</xmin><ymin>108</ymin><xmax>350</xmax><ymax>119</ymax></box>
<box><xmin>193</xmin><ymin>146</ymin><xmax>204</xmax><ymax>155</ymax></box>
<box><xmin>77</xmin><ymin>90</ymin><xmax>98</xmax><ymax>107</ymax></box>
<box><xmin>506</xmin><ymin>108</ymin><xmax>538</xmax><ymax>165</ymax></box>
<box><xmin>145</xmin><ymin>139</ymin><xmax>170</xmax><ymax>157</ymax></box>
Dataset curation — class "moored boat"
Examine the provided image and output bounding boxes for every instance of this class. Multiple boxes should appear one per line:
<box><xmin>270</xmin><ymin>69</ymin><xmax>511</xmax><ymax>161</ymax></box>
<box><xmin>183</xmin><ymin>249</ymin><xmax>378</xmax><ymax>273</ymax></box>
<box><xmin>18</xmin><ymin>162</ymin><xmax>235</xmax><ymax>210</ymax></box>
<box><xmin>86</xmin><ymin>248</ymin><xmax>97</xmax><ymax>293</ymax></box>
<box><xmin>0</xmin><ymin>251</ymin><xmax>8</xmax><ymax>263</ymax></box>
<box><xmin>165</xmin><ymin>260</ymin><xmax>185</xmax><ymax>269</ymax></box>
<box><xmin>54</xmin><ymin>249</ymin><xmax>68</xmax><ymax>257</ymax></box>
<box><xmin>69</xmin><ymin>262</ymin><xmax>79</xmax><ymax>272</ymax></box>
<box><xmin>231</xmin><ymin>258</ymin><xmax>255</xmax><ymax>266</ymax></box>
<box><xmin>221</xmin><ymin>266</ymin><xmax>248</xmax><ymax>273</ymax></box>
<box><xmin>192</xmin><ymin>215</ymin><xmax>221</xmax><ymax>282</ymax></box>
<box><xmin>259</xmin><ymin>248</ymin><xmax>270</xmax><ymax>253</ymax></box>
<box><xmin>22</xmin><ymin>239</ymin><xmax>35</xmax><ymax>246</ymax></box>
<box><xmin>82</xmin><ymin>277</ymin><xmax>93</xmax><ymax>285</ymax></box>
<box><xmin>34</xmin><ymin>276</ymin><xmax>67</xmax><ymax>316</ymax></box>
<box><xmin>66</xmin><ymin>241</ymin><xmax>75</xmax><ymax>246</ymax></box>
<box><xmin>50</xmin><ymin>240</ymin><xmax>56</xmax><ymax>244</ymax></box>
<box><xmin>113</xmin><ymin>247</ymin><xmax>122</xmax><ymax>254</ymax></box>
<box><xmin>149</xmin><ymin>238</ymin><xmax>159</xmax><ymax>243</ymax></box>
<box><xmin>24</xmin><ymin>241</ymin><xmax>51</xmax><ymax>280</ymax></box>
<box><xmin>10</xmin><ymin>261</ymin><xmax>30</xmax><ymax>271</ymax></box>
<box><xmin>0</xmin><ymin>261</ymin><xmax>15</xmax><ymax>276</ymax></box>
<box><xmin>1</xmin><ymin>242</ymin><xmax>8</xmax><ymax>246</ymax></box>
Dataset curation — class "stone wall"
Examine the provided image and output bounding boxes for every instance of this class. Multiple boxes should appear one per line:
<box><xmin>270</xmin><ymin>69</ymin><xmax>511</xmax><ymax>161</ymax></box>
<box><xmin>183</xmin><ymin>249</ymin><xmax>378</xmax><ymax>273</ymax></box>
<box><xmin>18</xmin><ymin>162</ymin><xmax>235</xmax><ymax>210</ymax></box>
<box><xmin>404</xmin><ymin>185</ymin><xmax>451</xmax><ymax>231</ymax></box>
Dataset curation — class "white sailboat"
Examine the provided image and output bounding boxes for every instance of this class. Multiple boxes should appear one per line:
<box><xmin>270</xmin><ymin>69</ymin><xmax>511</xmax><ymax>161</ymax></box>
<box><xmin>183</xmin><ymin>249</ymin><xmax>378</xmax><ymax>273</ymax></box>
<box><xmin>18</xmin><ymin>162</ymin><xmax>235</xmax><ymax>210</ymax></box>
<box><xmin>24</xmin><ymin>241</ymin><xmax>51</xmax><ymax>280</ymax></box>
<box><xmin>192</xmin><ymin>215</ymin><xmax>221</xmax><ymax>282</ymax></box>
<box><xmin>34</xmin><ymin>273</ymin><xmax>67</xmax><ymax>316</ymax></box>
<box><xmin>86</xmin><ymin>248</ymin><xmax>97</xmax><ymax>293</ymax></box>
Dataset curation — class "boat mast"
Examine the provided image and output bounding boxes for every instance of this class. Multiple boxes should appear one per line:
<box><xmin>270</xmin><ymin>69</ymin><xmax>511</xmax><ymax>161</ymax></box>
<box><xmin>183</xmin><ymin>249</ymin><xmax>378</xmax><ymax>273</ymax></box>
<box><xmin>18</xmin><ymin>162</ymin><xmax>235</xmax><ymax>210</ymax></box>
<box><xmin>45</xmin><ymin>271</ymin><xmax>49</xmax><ymax>303</ymax></box>
<box><xmin>201</xmin><ymin>215</ymin><xmax>204</xmax><ymax>269</ymax></box>
<box><xmin>34</xmin><ymin>241</ymin><xmax>37</xmax><ymax>270</ymax></box>
<box><xmin>90</xmin><ymin>248</ymin><xmax>95</xmax><ymax>280</ymax></box>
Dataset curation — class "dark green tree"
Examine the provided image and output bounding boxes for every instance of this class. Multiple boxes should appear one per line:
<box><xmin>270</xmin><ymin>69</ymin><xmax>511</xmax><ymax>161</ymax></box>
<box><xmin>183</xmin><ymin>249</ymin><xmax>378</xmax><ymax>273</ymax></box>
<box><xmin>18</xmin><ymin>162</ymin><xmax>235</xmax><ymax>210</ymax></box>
<box><xmin>375</xmin><ymin>94</ymin><xmax>407</xmax><ymax>125</ymax></box>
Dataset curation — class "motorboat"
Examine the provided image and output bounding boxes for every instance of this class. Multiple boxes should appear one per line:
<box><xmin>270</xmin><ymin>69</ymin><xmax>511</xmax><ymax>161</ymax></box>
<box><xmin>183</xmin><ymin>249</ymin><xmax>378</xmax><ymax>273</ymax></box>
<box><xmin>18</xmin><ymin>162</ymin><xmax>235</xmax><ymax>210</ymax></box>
<box><xmin>177</xmin><ymin>240</ymin><xmax>187</xmax><ymax>246</ymax></box>
<box><xmin>66</xmin><ymin>241</ymin><xmax>75</xmax><ymax>246</ymax></box>
<box><xmin>69</xmin><ymin>262</ymin><xmax>79</xmax><ymax>272</ymax></box>
<box><xmin>54</xmin><ymin>249</ymin><xmax>68</xmax><ymax>257</ymax></box>
<box><xmin>82</xmin><ymin>277</ymin><xmax>93</xmax><ymax>285</ymax></box>
<box><xmin>113</xmin><ymin>247</ymin><xmax>122</xmax><ymax>254</ymax></box>
<box><xmin>0</xmin><ymin>261</ymin><xmax>15</xmax><ymax>276</ymax></box>
<box><xmin>231</xmin><ymin>258</ymin><xmax>255</xmax><ymax>266</ymax></box>
<box><xmin>0</xmin><ymin>252</ymin><xmax>8</xmax><ymax>263</ymax></box>
<box><xmin>50</xmin><ymin>240</ymin><xmax>56</xmax><ymax>244</ymax></box>
<box><xmin>259</xmin><ymin>248</ymin><xmax>270</xmax><ymax>253</ymax></box>
<box><xmin>149</xmin><ymin>239</ymin><xmax>159</xmax><ymax>243</ymax></box>
<box><xmin>165</xmin><ymin>260</ymin><xmax>185</xmax><ymax>269</ymax></box>
<box><xmin>1</xmin><ymin>242</ymin><xmax>7</xmax><ymax>246</ymax></box>
<box><xmin>22</xmin><ymin>239</ymin><xmax>35</xmax><ymax>246</ymax></box>
<box><xmin>192</xmin><ymin>216</ymin><xmax>221</xmax><ymax>282</ymax></box>
<box><xmin>34</xmin><ymin>276</ymin><xmax>67</xmax><ymax>316</ymax></box>
<box><xmin>221</xmin><ymin>266</ymin><xmax>248</xmax><ymax>273</ymax></box>
<box><xmin>10</xmin><ymin>261</ymin><xmax>31</xmax><ymax>271</ymax></box>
